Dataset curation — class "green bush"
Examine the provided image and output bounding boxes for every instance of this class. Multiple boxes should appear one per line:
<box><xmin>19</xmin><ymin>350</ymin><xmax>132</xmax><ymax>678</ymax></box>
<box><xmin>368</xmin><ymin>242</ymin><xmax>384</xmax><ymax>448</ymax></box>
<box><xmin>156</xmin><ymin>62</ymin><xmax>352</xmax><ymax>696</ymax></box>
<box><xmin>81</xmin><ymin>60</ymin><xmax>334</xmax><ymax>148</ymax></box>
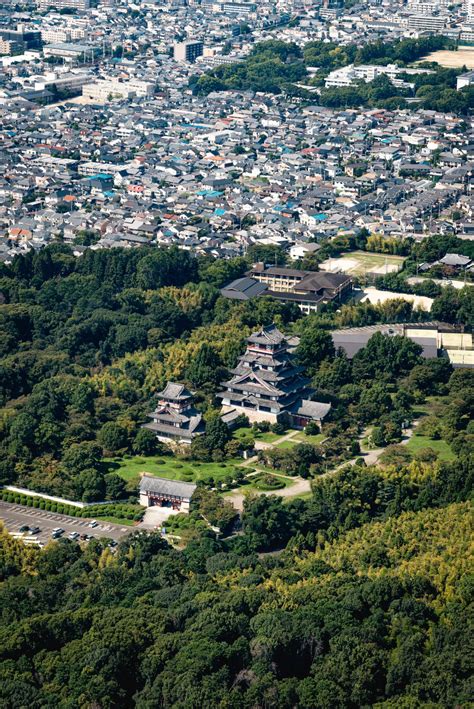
<box><xmin>253</xmin><ymin>474</ymin><xmax>285</xmax><ymax>491</ymax></box>
<box><xmin>33</xmin><ymin>499</ymin><xmax>39</xmax><ymax>508</ymax></box>
<box><xmin>39</xmin><ymin>501</ymin><xmax>45</xmax><ymax>510</ymax></box>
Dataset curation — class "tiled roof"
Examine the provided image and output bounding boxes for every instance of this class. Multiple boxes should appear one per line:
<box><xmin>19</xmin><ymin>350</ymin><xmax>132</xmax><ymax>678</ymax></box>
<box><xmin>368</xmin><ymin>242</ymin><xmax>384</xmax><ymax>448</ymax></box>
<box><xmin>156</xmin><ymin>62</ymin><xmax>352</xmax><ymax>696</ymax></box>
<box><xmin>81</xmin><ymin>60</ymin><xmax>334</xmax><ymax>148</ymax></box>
<box><xmin>139</xmin><ymin>475</ymin><xmax>197</xmax><ymax>499</ymax></box>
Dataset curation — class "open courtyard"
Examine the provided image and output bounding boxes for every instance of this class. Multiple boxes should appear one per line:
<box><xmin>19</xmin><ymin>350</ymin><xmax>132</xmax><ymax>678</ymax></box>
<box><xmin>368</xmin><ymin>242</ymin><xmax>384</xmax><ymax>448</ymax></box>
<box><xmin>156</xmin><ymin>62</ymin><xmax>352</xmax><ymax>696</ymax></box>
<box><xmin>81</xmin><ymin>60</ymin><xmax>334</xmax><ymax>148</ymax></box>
<box><xmin>417</xmin><ymin>47</ymin><xmax>474</xmax><ymax>69</ymax></box>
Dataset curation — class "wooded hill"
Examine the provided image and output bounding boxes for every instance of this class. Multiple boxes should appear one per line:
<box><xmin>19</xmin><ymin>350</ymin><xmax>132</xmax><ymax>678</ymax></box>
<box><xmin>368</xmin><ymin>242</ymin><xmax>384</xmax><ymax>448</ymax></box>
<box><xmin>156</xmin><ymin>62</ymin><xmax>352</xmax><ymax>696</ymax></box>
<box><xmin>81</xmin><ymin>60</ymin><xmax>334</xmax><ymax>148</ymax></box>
<box><xmin>0</xmin><ymin>437</ymin><xmax>472</xmax><ymax>708</ymax></box>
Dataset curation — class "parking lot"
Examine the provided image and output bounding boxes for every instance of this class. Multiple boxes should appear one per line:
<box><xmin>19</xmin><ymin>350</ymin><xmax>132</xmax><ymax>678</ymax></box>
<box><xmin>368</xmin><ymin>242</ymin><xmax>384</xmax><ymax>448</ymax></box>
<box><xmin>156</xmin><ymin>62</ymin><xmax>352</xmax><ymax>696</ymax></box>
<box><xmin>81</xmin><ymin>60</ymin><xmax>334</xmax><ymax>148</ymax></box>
<box><xmin>0</xmin><ymin>500</ymin><xmax>133</xmax><ymax>546</ymax></box>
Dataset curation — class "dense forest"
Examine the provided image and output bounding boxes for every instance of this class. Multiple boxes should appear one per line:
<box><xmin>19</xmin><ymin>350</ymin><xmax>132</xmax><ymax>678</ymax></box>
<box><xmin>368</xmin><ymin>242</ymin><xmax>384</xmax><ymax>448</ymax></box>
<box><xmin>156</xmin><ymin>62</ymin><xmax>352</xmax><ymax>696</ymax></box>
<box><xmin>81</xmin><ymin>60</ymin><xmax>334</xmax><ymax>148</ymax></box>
<box><xmin>0</xmin><ymin>454</ymin><xmax>472</xmax><ymax>707</ymax></box>
<box><xmin>0</xmin><ymin>239</ymin><xmax>472</xmax><ymax>706</ymax></box>
<box><xmin>192</xmin><ymin>38</ymin><xmax>474</xmax><ymax>114</ymax></box>
<box><xmin>0</xmin><ymin>242</ymin><xmax>472</xmax><ymax>502</ymax></box>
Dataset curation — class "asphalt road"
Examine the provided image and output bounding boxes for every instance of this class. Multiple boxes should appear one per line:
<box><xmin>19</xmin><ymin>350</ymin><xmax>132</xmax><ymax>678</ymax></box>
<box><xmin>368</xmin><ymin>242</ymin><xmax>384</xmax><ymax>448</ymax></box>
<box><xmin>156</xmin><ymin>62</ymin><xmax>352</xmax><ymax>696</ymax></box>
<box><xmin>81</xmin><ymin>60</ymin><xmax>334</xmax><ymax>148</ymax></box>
<box><xmin>0</xmin><ymin>500</ymin><xmax>133</xmax><ymax>545</ymax></box>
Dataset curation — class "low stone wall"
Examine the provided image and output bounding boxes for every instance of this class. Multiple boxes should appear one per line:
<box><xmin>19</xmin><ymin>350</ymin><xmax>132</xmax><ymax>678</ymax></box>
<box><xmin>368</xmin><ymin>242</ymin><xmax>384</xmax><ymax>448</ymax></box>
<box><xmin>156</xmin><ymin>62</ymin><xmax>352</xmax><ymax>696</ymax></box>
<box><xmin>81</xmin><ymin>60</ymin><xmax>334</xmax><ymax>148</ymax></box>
<box><xmin>4</xmin><ymin>486</ymin><xmax>110</xmax><ymax>509</ymax></box>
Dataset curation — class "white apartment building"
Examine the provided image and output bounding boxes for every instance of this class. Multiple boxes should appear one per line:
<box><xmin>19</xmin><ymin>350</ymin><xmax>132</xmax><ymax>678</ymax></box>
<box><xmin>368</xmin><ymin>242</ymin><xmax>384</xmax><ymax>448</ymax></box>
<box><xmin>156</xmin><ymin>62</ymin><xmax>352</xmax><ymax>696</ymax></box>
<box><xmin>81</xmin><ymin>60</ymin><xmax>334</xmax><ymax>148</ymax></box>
<box><xmin>460</xmin><ymin>25</ymin><xmax>474</xmax><ymax>41</ymax></box>
<box><xmin>41</xmin><ymin>27</ymin><xmax>86</xmax><ymax>44</ymax></box>
<box><xmin>325</xmin><ymin>63</ymin><xmax>434</xmax><ymax>88</ymax></box>
<box><xmin>78</xmin><ymin>161</ymin><xmax>132</xmax><ymax>177</ymax></box>
<box><xmin>457</xmin><ymin>70</ymin><xmax>474</xmax><ymax>90</ymax></box>
<box><xmin>82</xmin><ymin>78</ymin><xmax>155</xmax><ymax>103</ymax></box>
<box><xmin>464</xmin><ymin>0</ymin><xmax>474</xmax><ymax>20</ymax></box>
<box><xmin>407</xmin><ymin>14</ymin><xmax>447</xmax><ymax>31</ymax></box>
<box><xmin>38</xmin><ymin>0</ymin><xmax>91</xmax><ymax>9</ymax></box>
<box><xmin>33</xmin><ymin>71</ymin><xmax>91</xmax><ymax>93</ymax></box>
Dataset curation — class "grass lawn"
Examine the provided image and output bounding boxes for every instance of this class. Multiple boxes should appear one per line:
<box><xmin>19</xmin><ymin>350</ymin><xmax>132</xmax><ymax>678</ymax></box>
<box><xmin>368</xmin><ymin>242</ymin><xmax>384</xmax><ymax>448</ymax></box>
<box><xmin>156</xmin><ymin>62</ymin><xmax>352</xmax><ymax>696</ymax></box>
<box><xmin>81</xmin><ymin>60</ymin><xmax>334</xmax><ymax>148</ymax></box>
<box><xmin>99</xmin><ymin>516</ymin><xmax>137</xmax><ymax>526</ymax></box>
<box><xmin>104</xmin><ymin>455</ymin><xmax>244</xmax><ymax>486</ymax></box>
<box><xmin>277</xmin><ymin>439</ymin><xmax>302</xmax><ymax>450</ymax></box>
<box><xmin>233</xmin><ymin>427</ymin><xmax>289</xmax><ymax>444</ymax></box>
<box><xmin>413</xmin><ymin>395</ymin><xmax>449</xmax><ymax>418</ymax></box>
<box><xmin>284</xmin><ymin>491</ymin><xmax>313</xmax><ymax>504</ymax></box>
<box><xmin>275</xmin><ymin>435</ymin><xmax>325</xmax><ymax>449</ymax></box>
<box><xmin>243</xmin><ymin>472</ymin><xmax>296</xmax><ymax>493</ymax></box>
<box><xmin>406</xmin><ymin>434</ymin><xmax>455</xmax><ymax>462</ymax></box>
<box><xmin>293</xmin><ymin>432</ymin><xmax>325</xmax><ymax>446</ymax></box>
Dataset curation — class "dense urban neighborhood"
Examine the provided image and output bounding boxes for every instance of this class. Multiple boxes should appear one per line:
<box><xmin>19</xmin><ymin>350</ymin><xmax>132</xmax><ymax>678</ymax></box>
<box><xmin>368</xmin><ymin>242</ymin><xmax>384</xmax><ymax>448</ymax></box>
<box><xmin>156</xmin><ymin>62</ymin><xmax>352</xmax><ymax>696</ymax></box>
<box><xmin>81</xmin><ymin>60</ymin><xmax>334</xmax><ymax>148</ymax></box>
<box><xmin>0</xmin><ymin>0</ymin><xmax>473</xmax><ymax>706</ymax></box>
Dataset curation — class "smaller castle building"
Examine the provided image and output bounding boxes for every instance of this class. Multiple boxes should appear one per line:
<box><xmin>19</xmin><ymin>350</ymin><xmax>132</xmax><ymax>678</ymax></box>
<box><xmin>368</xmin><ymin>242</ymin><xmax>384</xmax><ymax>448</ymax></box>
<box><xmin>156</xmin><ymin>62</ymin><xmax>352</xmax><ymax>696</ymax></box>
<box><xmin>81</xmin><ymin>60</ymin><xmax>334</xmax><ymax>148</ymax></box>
<box><xmin>143</xmin><ymin>382</ymin><xmax>205</xmax><ymax>445</ymax></box>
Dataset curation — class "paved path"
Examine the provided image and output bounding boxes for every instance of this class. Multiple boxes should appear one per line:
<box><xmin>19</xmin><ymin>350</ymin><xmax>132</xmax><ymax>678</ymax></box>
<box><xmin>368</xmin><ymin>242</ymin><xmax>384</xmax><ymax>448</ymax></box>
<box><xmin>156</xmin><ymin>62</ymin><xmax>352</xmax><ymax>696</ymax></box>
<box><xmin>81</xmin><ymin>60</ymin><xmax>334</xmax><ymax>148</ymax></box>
<box><xmin>226</xmin><ymin>423</ymin><xmax>419</xmax><ymax>512</ymax></box>
<box><xmin>225</xmin><ymin>476</ymin><xmax>312</xmax><ymax>512</ymax></box>
<box><xmin>140</xmin><ymin>506</ymin><xmax>180</xmax><ymax>529</ymax></box>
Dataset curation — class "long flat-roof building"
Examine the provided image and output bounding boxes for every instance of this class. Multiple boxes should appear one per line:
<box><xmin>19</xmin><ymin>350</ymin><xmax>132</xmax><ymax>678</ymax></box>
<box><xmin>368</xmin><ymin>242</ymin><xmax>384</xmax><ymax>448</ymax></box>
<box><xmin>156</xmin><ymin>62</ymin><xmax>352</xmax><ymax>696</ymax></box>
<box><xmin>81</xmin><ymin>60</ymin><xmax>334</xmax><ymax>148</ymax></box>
<box><xmin>38</xmin><ymin>0</ymin><xmax>92</xmax><ymax>10</ymax></box>
<box><xmin>331</xmin><ymin>322</ymin><xmax>473</xmax><ymax>367</ymax></box>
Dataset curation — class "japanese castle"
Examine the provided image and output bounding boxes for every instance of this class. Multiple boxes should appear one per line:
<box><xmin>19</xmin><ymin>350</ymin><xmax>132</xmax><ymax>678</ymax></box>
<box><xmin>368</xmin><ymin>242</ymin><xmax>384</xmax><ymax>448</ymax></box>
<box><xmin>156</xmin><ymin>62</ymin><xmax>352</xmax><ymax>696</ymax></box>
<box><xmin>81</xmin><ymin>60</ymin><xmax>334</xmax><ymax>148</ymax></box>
<box><xmin>217</xmin><ymin>324</ymin><xmax>331</xmax><ymax>428</ymax></box>
<box><xmin>143</xmin><ymin>382</ymin><xmax>205</xmax><ymax>445</ymax></box>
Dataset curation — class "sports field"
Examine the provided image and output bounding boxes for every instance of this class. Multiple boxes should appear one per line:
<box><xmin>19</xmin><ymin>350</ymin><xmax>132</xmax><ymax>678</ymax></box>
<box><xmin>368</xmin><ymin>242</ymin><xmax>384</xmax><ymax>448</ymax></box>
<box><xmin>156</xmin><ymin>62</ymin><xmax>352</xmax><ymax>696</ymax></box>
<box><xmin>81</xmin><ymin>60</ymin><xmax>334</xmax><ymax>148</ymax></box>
<box><xmin>418</xmin><ymin>48</ymin><xmax>474</xmax><ymax>69</ymax></box>
<box><xmin>320</xmin><ymin>250</ymin><xmax>405</xmax><ymax>276</ymax></box>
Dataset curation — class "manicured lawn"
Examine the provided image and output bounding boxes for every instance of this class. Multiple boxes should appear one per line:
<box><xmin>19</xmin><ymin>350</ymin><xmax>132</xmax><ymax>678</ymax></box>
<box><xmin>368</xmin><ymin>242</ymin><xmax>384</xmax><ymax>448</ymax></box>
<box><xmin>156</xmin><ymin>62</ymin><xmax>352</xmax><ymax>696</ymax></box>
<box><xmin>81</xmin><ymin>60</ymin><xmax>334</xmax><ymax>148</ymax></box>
<box><xmin>406</xmin><ymin>434</ymin><xmax>455</xmax><ymax>461</ymax></box>
<box><xmin>104</xmin><ymin>455</ymin><xmax>244</xmax><ymax>486</ymax></box>
<box><xmin>291</xmin><ymin>432</ymin><xmax>326</xmax><ymax>446</ymax></box>
<box><xmin>277</xmin><ymin>439</ymin><xmax>302</xmax><ymax>450</ymax></box>
<box><xmin>244</xmin><ymin>472</ymin><xmax>295</xmax><ymax>492</ymax></box>
<box><xmin>233</xmin><ymin>427</ymin><xmax>289</xmax><ymax>444</ymax></box>
<box><xmin>274</xmin><ymin>435</ymin><xmax>324</xmax><ymax>449</ymax></box>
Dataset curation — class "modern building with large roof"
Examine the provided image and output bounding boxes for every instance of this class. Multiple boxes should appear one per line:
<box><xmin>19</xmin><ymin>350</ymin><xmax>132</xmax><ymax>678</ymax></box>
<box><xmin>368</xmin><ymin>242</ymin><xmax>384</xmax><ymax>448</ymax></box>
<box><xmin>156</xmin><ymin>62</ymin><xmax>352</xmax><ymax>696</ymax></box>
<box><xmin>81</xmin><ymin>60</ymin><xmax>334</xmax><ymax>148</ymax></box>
<box><xmin>331</xmin><ymin>322</ymin><xmax>473</xmax><ymax>367</ymax></box>
<box><xmin>221</xmin><ymin>266</ymin><xmax>353</xmax><ymax>314</ymax></box>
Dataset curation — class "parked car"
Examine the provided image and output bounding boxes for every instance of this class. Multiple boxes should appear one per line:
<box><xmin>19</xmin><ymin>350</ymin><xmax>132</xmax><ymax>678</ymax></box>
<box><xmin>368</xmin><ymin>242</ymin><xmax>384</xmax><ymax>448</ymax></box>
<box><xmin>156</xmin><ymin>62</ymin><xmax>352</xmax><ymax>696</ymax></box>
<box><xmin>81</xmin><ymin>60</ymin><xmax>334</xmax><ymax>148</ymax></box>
<box><xmin>19</xmin><ymin>525</ymin><xmax>29</xmax><ymax>533</ymax></box>
<box><xmin>88</xmin><ymin>520</ymin><xmax>98</xmax><ymax>528</ymax></box>
<box><xmin>68</xmin><ymin>531</ymin><xmax>80</xmax><ymax>540</ymax></box>
<box><xmin>29</xmin><ymin>526</ymin><xmax>41</xmax><ymax>535</ymax></box>
<box><xmin>51</xmin><ymin>528</ymin><xmax>65</xmax><ymax>538</ymax></box>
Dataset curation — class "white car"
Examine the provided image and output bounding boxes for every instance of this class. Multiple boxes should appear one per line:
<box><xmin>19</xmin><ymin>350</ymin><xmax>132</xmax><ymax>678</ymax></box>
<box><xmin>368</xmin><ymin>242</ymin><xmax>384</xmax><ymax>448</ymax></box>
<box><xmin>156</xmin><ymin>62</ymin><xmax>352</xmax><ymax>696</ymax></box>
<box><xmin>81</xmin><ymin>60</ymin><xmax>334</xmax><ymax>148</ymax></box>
<box><xmin>88</xmin><ymin>520</ymin><xmax>98</xmax><ymax>528</ymax></box>
<box><xmin>68</xmin><ymin>531</ymin><xmax>80</xmax><ymax>540</ymax></box>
